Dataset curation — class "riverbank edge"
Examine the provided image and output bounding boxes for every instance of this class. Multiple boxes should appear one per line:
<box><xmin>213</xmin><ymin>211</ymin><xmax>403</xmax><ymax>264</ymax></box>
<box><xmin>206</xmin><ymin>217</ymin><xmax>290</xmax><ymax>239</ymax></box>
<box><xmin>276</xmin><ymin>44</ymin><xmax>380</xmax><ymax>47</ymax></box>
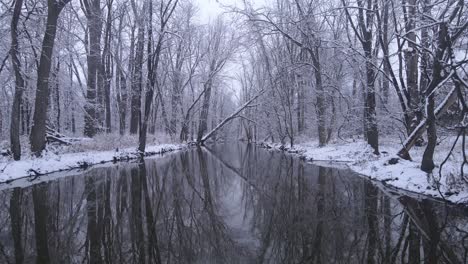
<box><xmin>0</xmin><ymin>143</ymin><xmax>186</xmax><ymax>184</ymax></box>
<box><xmin>257</xmin><ymin>141</ymin><xmax>468</xmax><ymax>205</ymax></box>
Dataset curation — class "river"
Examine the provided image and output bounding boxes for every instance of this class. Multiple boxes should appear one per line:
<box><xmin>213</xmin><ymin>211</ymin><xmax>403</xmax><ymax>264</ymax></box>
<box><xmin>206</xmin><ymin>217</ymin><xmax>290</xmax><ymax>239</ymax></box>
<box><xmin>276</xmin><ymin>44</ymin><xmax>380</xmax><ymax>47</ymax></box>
<box><xmin>0</xmin><ymin>143</ymin><xmax>467</xmax><ymax>263</ymax></box>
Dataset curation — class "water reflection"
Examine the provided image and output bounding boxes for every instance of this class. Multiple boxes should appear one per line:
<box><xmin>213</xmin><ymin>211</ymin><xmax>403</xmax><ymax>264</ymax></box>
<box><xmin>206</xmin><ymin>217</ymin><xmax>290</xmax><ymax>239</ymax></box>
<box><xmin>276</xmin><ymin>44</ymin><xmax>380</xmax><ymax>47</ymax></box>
<box><xmin>0</xmin><ymin>143</ymin><xmax>467</xmax><ymax>263</ymax></box>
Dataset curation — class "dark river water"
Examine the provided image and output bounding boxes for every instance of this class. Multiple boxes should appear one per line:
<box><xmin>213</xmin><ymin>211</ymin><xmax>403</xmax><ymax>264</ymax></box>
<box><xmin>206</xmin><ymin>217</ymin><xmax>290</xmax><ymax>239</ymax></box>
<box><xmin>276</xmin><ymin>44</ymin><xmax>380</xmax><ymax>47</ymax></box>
<box><xmin>0</xmin><ymin>143</ymin><xmax>467</xmax><ymax>264</ymax></box>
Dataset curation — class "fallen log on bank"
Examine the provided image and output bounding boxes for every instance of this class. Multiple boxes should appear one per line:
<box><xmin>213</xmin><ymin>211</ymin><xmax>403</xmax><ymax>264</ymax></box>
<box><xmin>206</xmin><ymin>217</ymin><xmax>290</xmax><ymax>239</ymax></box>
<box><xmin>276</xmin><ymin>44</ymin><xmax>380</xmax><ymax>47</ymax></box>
<box><xmin>45</xmin><ymin>126</ymin><xmax>87</xmax><ymax>146</ymax></box>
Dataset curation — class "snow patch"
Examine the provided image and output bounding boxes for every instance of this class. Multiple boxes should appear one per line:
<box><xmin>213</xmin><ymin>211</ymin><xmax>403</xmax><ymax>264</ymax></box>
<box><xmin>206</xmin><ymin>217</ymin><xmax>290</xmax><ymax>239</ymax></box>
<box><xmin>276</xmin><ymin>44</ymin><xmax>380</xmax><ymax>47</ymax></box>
<box><xmin>0</xmin><ymin>144</ymin><xmax>185</xmax><ymax>183</ymax></box>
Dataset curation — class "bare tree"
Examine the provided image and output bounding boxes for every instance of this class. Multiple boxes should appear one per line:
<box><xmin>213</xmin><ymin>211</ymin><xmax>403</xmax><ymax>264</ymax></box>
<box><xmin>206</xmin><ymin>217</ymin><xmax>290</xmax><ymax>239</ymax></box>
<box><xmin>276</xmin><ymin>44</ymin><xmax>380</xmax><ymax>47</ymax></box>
<box><xmin>30</xmin><ymin>0</ymin><xmax>72</xmax><ymax>157</ymax></box>
<box><xmin>138</xmin><ymin>0</ymin><xmax>179</xmax><ymax>154</ymax></box>
<box><xmin>129</xmin><ymin>0</ymin><xmax>147</xmax><ymax>135</ymax></box>
<box><xmin>196</xmin><ymin>18</ymin><xmax>234</xmax><ymax>143</ymax></box>
<box><xmin>342</xmin><ymin>0</ymin><xmax>380</xmax><ymax>154</ymax></box>
<box><xmin>10</xmin><ymin>0</ymin><xmax>25</xmax><ymax>160</ymax></box>
<box><xmin>82</xmin><ymin>0</ymin><xmax>103</xmax><ymax>137</ymax></box>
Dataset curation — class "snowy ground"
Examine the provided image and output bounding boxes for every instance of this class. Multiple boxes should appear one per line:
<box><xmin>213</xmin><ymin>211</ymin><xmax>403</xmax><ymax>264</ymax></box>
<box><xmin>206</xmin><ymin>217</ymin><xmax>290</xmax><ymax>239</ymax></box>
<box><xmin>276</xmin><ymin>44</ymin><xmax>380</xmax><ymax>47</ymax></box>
<box><xmin>0</xmin><ymin>133</ymin><xmax>184</xmax><ymax>183</ymax></box>
<box><xmin>259</xmin><ymin>137</ymin><xmax>468</xmax><ymax>204</ymax></box>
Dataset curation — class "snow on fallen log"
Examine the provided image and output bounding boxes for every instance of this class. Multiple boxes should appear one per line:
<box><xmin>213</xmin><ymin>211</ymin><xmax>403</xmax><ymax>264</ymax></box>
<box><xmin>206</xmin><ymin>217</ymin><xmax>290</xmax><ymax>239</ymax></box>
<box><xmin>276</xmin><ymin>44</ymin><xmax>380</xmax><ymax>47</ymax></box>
<box><xmin>397</xmin><ymin>86</ymin><xmax>458</xmax><ymax>160</ymax></box>
<box><xmin>199</xmin><ymin>90</ymin><xmax>265</xmax><ymax>144</ymax></box>
<box><xmin>46</xmin><ymin>135</ymin><xmax>72</xmax><ymax>145</ymax></box>
<box><xmin>1</xmin><ymin>149</ymin><xmax>11</xmax><ymax>157</ymax></box>
<box><xmin>45</xmin><ymin>126</ymin><xmax>90</xmax><ymax>145</ymax></box>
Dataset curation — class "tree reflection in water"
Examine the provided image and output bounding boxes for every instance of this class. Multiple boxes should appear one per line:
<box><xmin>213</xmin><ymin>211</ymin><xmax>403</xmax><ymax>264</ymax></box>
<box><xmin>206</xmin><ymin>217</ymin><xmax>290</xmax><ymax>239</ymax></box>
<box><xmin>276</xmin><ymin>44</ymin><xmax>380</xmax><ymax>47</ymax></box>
<box><xmin>0</xmin><ymin>143</ymin><xmax>467</xmax><ymax>263</ymax></box>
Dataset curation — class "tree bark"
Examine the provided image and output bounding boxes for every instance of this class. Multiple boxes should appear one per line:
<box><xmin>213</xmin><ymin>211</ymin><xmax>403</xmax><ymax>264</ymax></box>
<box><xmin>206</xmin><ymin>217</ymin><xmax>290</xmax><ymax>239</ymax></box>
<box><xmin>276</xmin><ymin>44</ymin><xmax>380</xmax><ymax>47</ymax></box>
<box><xmin>420</xmin><ymin>22</ymin><xmax>449</xmax><ymax>172</ymax></box>
<box><xmin>54</xmin><ymin>61</ymin><xmax>61</xmax><ymax>132</ymax></box>
<box><xmin>116</xmin><ymin>8</ymin><xmax>128</xmax><ymax>136</ymax></box>
<box><xmin>138</xmin><ymin>0</ymin><xmax>154</xmax><ymax>153</ymax></box>
<box><xmin>403</xmin><ymin>0</ymin><xmax>422</xmax><ymax>136</ymax></box>
<box><xmin>83</xmin><ymin>0</ymin><xmax>102</xmax><ymax>138</ymax></box>
<box><xmin>102</xmin><ymin>0</ymin><xmax>113</xmax><ymax>133</ymax></box>
<box><xmin>310</xmin><ymin>48</ymin><xmax>327</xmax><ymax>147</ymax></box>
<box><xmin>30</xmin><ymin>0</ymin><xmax>69</xmax><ymax>157</ymax></box>
<box><xmin>381</xmin><ymin>1</ymin><xmax>390</xmax><ymax>105</ymax></box>
<box><xmin>197</xmin><ymin>78</ymin><xmax>214</xmax><ymax>142</ymax></box>
<box><xmin>170</xmin><ymin>41</ymin><xmax>184</xmax><ymax>137</ymax></box>
<box><xmin>10</xmin><ymin>0</ymin><xmax>25</xmax><ymax>160</ymax></box>
<box><xmin>180</xmin><ymin>87</ymin><xmax>206</xmax><ymax>141</ymax></box>
<box><xmin>364</xmin><ymin>47</ymin><xmax>379</xmax><ymax>154</ymax></box>
<box><xmin>130</xmin><ymin>3</ymin><xmax>145</xmax><ymax>135</ymax></box>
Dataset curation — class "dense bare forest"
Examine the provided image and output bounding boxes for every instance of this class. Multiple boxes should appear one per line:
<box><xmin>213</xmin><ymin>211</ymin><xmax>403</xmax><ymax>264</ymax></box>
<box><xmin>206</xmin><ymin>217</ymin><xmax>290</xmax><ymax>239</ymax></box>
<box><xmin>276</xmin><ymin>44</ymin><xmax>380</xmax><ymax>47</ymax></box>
<box><xmin>1</xmin><ymin>1</ymin><xmax>468</xmax><ymax>263</ymax></box>
<box><xmin>0</xmin><ymin>0</ymin><xmax>467</xmax><ymax>197</ymax></box>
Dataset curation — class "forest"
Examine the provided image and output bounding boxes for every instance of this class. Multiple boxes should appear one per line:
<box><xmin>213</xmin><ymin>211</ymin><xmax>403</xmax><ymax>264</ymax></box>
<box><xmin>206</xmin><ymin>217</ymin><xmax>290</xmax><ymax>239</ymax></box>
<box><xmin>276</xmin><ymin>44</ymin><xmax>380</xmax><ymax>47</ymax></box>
<box><xmin>0</xmin><ymin>0</ymin><xmax>467</xmax><ymax>198</ymax></box>
<box><xmin>1</xmin><ymin>0</ymin><xmax>468</xmax><ymax>263</ymax></box>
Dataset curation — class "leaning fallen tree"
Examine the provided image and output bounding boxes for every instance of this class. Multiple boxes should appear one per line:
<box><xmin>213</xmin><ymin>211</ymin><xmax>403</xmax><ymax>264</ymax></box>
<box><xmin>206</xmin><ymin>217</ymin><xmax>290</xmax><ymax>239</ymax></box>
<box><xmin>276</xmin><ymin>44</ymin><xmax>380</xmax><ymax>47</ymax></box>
<box><xmin>44</xmin><ymin>126</ymin><xmax>72</xmax><ymax>145</ymax></box>
<box><xmin>397</xmin><ymin>85</ymin><xmax>458</xmax><ymax>160</ymax></box>
<box><xmin>198</xmin><ymin>90</ymin><xmax>265</xmax><ymax>145</ymax></box>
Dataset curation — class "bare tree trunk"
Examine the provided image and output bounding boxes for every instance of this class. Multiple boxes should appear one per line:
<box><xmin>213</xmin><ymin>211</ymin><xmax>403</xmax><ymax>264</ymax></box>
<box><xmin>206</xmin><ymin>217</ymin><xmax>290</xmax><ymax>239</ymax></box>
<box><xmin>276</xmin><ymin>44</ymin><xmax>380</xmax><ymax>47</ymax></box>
<box><xmin>419</xmin><ymin>0</ymin><xmax>431</xmax><ymax>103</ymax></box>
<box><xmin>67</xmin><ymin>54</ymin><xmax>75</xmax><ymax>134</ymax></box>
<box><xmin>117</xmin><ymin>67</ymin><xmax>127</xmax><ymax>135</ymax></box>
<box><xmin>83</xmin><ymin>0</ymin><xmax>102</xmax><ymax>138</ymax></box>
<box><xmin>138</xmin><ymin>0</ymin><xmax>178</xmax><ymax>154</ymax></box>
<box><xmin>150</xmin><ymin>95</ymin><xmax>159</xmax><ymax>135</ymax></box>
<box><xmin>296</xmin><ymin>74</ymin><xmax>305</xmax><ymax>133</ymax></box>
<box><xmin>421</xmin><ymin>22</ymin><xmax>449</xmax><ymax>172</ymax></box>
<box><xmin>20</xmin><ymin>95</ymin><xmax>26</xmax><ymax>135</ymax></box>
<box><xmin>30</xmin><ymin>0</ymin><xmax>70</xmax><ymax>157</ymax></box>
<box><xmin>130</xmin><ymin>3</ymin><xmax>145</xmax><ymax>135</ymax></box>
<box><xmin>116</xmin><ymin>7</ymin><xmax>127</xmax><ymax>136</ymax></box>
<box><xmin>211</xmin><ymin>84</ymin><xmax>219</xmax><ymax>141</ymax></box>
<box><xmin>170</xmin><ymin>41</ymin><xmax>184</xmax><ymax>137</ymax></box>
<box><xmin>421</xmin><ymin>93</ymin><xmax>437</xmax><ymax>172</ymax></box>
<box><xmin>10</xmin><ymin>0</ymin><xmax>25</xmax><ymax>160</ymax></box>
<box><xmin>197</xmin><ymin>79</ymin><xmax>213</xmax><ymax>142</ymax></box>
<box><xmin>102</xmin><ymin>0</ymin><xmax>113</xmax><ymax>133</ymax></box>
<box><xmin>138</xmin><ymin>0</ymin><xmax>154</xmax><ymax>153</ymax></box>
<box><xmin>157</xmin><ymin>85</ymin><xmax>171</xmax><ymax>135</ymax></box>
<box><xmin>364</xmin><ymin>48</ymin><xmax>379</xmax><ymax>154</ymax></box>
<box><xmin>129</xmin><ymin>31</ymin><xmax>144</xmax><ymax>134</ymax></box>
<box><xmin>403</xmin><ymin>0</ymin><xmax>421</xmax><ymax>135</ymax></box>
<box><xmin>0</xmin><ymin>104</ymin><xmax>2</xmax><ymax>138</ymax></box>
<box><xmin>342</xmin><ymin>0</ymin><xmax>379</xmax><ymax>154</ymax></box>
<box><xmin>381</xmin><ymin>0</ymin><xmax>390</xmax><ymax>105</ymax></box>
<box><xmin>310</xmin><ymin>48</ymin><xmax>327</xmax><ymax>147</ymax></box>
<box><xmin>180</xmin><ymin>88</ymin><xmax>207</xmax><ymax>142</ymax></box>
<box><xmin>54</xmin><ymin>61</ymin><xmax>61</xmax><ymax>132</ymax></box>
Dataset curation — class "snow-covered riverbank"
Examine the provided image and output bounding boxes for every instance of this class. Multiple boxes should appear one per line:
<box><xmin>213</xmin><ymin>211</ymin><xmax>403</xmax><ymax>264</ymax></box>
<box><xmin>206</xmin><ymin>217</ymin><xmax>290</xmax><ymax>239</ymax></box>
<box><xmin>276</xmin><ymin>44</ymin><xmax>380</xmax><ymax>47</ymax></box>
<box><xmin>259</xmin><ymin>139</ymin><xmax>468</xmax><ymax>204</ymax></box>
<box><xmin>0</xmin><ymin>143</ymin><xmax>184</xmax><ymax>183</ymax></box>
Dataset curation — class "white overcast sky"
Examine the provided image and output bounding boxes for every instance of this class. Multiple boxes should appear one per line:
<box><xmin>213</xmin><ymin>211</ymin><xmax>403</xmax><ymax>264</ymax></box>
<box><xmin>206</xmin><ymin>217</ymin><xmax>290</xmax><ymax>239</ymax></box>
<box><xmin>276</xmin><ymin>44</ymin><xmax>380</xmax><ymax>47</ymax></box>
<box><xmin>191</xmin><ymin>0</ymin><xmax>266</xmax><ymax>102</ymax></box>
<box><xmin>194</xmin><ymin>0</ymin><xmax>264</xmax><ymax>23</ymax></box>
